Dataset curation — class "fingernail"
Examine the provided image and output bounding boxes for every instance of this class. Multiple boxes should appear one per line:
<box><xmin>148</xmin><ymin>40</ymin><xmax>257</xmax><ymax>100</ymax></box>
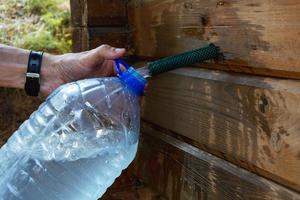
<box><xmin>115</xmin><ymin>48</ymin><xmax>125</xmax><ymax>53</ymax></box>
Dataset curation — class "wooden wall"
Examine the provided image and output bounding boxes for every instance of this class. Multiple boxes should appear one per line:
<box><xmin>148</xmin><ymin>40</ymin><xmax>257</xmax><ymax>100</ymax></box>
<box><xmin>71</xmin><ymin>0</ymin><xmax>130</xmax><ymax>52</ymax></box>
<box><xmin>71</xmin><ymin>0</ymin><xmax>300</xmax><ymax>199</ymax></box>
<box><xmin>127</xmin><ymin>0</ymin><xmax>300</xmax><ymax>79</ymax></box>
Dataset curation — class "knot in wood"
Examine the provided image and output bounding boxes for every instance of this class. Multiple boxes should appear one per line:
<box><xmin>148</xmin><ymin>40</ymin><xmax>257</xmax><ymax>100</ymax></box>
<box><xmin>216</xmin><ymin>1</ymin><xmax>226</xmax><ymax>7</ymax></box>
<box><xmin>259</xmin><ymin>95</ymin><xmax>269</xmax><ymax>113</ymax></box>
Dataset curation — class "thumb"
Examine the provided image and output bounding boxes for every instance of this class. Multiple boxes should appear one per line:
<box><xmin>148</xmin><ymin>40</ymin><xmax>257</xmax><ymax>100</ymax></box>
<box><xmin>93</xmin><ymin>44</ymin><xmax>126</xmax><ymax>60</ymax></box>
<box><xmin>82</xmin><ymin>44</ymin><xmax>126</xmax><ymax>66</ymax></box>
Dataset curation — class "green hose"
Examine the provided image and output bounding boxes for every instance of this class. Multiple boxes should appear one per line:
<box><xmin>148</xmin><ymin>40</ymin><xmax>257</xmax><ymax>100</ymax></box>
<box><xmin>148</xmin><ymin>43</ymin><xmax>220</xmax><ymax>76</ymax></box>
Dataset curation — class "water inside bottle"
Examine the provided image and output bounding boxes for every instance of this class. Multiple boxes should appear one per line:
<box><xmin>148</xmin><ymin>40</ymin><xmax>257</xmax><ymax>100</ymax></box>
<box><xmin>1</xmin><ymin>141</ymin><xmax>137</xmax><ymax>200</ymax></box>
<box><xmin>0</xmin><ymin>78</ymin><xmax>140</xmax><ymax>200</ymax></box>
<box><xmin>0</xmin><ymin>121</ymin><xmax>138</xmax><ymax>200</ymax></box>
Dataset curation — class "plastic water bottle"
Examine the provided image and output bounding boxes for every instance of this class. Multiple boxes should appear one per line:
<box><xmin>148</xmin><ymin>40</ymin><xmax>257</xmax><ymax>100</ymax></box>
<box><xmin>0</xmin><ymin>59</ymin><xmax>147</xmax><ymax>200</ymax></box>
<box><xmin>0</xmin><ymin>44</ymin><xmax>219</xmax><ymax>200</ymax></box>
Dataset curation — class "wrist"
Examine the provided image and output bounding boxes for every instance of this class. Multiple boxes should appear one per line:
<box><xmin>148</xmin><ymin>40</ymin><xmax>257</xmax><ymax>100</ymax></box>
<box><xmin>40</xmin><ymin>53</ymin><xmax>62</xmax><ymax>96</ymax></box>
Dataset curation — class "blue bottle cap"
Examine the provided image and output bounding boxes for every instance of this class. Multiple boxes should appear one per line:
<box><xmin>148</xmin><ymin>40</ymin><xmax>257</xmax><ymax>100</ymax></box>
<box><xmin>114</xmin><ymin>59</ymin><xmax>147</xmax><ymax>96</ymax></box>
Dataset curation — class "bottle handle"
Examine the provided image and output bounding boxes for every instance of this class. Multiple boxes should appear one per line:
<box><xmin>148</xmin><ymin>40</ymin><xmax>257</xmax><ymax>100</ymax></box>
<box><xmin>114</xmin><ymin>58</ymin><xmax>147</xmax><ymax>96</ymax></box>
<box><xmin>114</xmin><ymin>58</ymin><xmax>130</xmax><ymax>76</ymax></box>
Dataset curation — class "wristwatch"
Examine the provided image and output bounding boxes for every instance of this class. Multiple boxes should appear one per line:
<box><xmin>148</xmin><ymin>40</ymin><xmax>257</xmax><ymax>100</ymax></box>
<box><xmin>25</xmin><ymin>50</ymin><xmax>43</xmax><ymax>96</ymax></box>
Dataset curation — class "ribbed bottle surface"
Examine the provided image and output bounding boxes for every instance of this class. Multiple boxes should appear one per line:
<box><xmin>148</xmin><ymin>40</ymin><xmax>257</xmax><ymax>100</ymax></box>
<box><xmin>0</xmin><ymin>77</ymin><xmax>140</xmax><ymax>200</ymax></box>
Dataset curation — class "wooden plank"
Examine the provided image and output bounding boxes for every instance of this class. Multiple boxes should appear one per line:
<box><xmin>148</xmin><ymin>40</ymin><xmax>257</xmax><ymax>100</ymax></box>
<box><xmin>70</xmin><ymin>0</ymin><xmax>127</xmax><ymax>27</ymax></box>
<box><xmin>141</xmin><ymin>67</ymin><xmax>300</xmax><ymax>192</ymax></box>
<box><xmin>72</xmin><ymin>27</ymin><xmax>129</xmax><ymax>52</ymax></box>
<box><xmin>70</xmin><ymin>0</ymin><xmax>87</xmax><ymax>27</ymax></box>
<box><xmin>127</xmin><ymin>0</ymin><xmax>300</xmax><ymax>79</ymax></box>
<box><xmin>88</xmin><ymin>27</ymin><xmax>130</xmax><ymax>49</ymax></box>
<box><xmin>99</xmin><ymin>165</ymin><xmax>153</xmax><ymax>200</ymax></box>
<box><xmin>87</xmin><ymin>0</ymin><xmax>127</xmax><ymax>26</ymax></box>
<box><xmin>134</xmin><ymin>123</ymin><xmax>300</xmax><ymax>200</ymax></box>
<box><xmin>72</xmin><ymin>27</ymin><xmax>89</xmax><ymax>52</ymax></box>
<box><xmin>101</xmin><ymin>179</ymin><xmax>164</xmax><ymax>200</ymax></box>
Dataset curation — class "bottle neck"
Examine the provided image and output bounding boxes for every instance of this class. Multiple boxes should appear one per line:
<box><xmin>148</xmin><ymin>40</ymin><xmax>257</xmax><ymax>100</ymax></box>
<box><xmin>136</xmin><ymin>66</ymin><xmax>151</xmax><ymax>79</ymax></box>
<box><xmin>114</xmin><ymin>59</ymin><xmax>148</xmax><ymax>96</ymax></box>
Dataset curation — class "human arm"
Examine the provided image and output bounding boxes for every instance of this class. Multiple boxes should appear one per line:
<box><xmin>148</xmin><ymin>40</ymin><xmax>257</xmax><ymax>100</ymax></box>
<box><xmin>0</xmin><ymin>44</ymin><xmax>126</xmax><ymax>96</ymax></box>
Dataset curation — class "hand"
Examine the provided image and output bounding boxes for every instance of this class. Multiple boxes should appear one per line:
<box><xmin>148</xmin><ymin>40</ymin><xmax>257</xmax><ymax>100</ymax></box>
<box><xmin>40</xmin><ymin>44</ymin><xmax>126</xmax><ymax>96</ymax></box>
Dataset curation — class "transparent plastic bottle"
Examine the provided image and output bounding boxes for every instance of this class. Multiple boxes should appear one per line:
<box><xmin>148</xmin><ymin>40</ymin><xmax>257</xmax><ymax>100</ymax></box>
<box><xmin>0</xmin><ymin>60</ymin><xmax>147</xmax><ymax>200</ymax></box>
<box><xmin>0</xmin><ymin>44</ymin><xmax>219</xmax><ymax>200</ymax></box>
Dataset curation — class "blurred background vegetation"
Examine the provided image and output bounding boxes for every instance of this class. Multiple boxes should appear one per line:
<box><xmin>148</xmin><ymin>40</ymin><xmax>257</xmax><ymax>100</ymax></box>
<box><xmin>0</xmin><ymin>0</ymin><xmax>71</xmax><ymax>145</ymax></box>
<box><xmin>0</xmin><ymin>0</ymin><xmax>71</xmax><ymax>53</ymax></box>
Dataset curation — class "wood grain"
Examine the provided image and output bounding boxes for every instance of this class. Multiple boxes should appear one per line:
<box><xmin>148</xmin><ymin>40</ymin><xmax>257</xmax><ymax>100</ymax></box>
<box><xmin>101</xmin><ymin>178</ymin><xmax>165</xmax><ymax>200</ymax></box>
<box><xmin>87</xmin><ymin>0</ymin><xmax>127</xmax><ymax>26</ymax></box>
<box><xmin>70</xmin><ymin>0</ymin><xmax>127</xmax><ymax>27</ymax></box>
<box><xmin>128</xmin><ymin>0</ymin><xmax>300</xmax><ymax>79</ymax></box>
<box><xmin>134</xmin><ymin>123</ymin><xmax>300</xmax><ymax>200</ymax></box>
<box><xmin>88</xmin><ymin>27</ymin><xmax>130</xmax><ymax>49</ymax></box>
<box><xmin>142</xmin><ymin>67</ymin><xmax>300</xmax><ymax>192</ymax></box>
<box><xmin>72</xmin><ymin>27</ymin><xmax>130</xmax><ymax>52</ymax></box>
<box><xmin>70</xmin><ymin>0</ymin><xmax>87</xmax><ymax>27</ymax></box>
<box><xmin>72</xmin><ymin>27</ymin><xmax>89</xmax><ymax>52</ymax></box>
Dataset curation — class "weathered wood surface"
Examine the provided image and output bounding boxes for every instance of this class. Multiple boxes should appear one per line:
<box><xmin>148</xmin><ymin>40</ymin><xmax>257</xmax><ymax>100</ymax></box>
<box><xmin>101</xmin><ymin>178</ymin><xmax>164</xmax><ymax>200</ymax></box>
<box><xmin>99</xmin><ymin>165</ymin><xmax>162</xmax><ymax>200</ymax></box>
<box><xmin>72</xmin><ymin>27</ymin><xmax>89</xmax><ymax>52</ymax></box>
<box><xmin>70</xmin><ymin>0</ymin><xmax>87</xmax><ymax>27</ymax></box>
<box><xmin>128</xmin><ymin>0</ymin><xmax>300</xmax><ymax>79</ymax></box>
<box><xmin>88</xmin><ymin>28</ymin><xmax>130</xmax><ymax>49</ymax></box>
<box><xmin>70</xmin><ymin>0</ymin><xmax>127</xmax><ymax>27</ymax></box>
<box><xmin>142</xmin><ymin>67</ymin><xmax>300</xmax><ymax>192</ymax></box>
<box><xmin>72</xmin><ymin>27</ymin><xmax>130</xmax><ymax>52</ymax></box>
<box><xmin>69</xmin><ymin>0</ymin><xmax>300</xmax><ymax>197</ymax></box>
<box><xmin>134</xmin><ymin>123</ymin><xmax>300</xmax><ymax>200</ymax></box>
<box><xmin>71</xmin><ymin>0</ymin><xmax>129</xmax><ymax>52</ymax></box>
<box><xmin>86</xmin><ymin>0</ymin><xmax>127</xmax><ymax>26</ymax></box>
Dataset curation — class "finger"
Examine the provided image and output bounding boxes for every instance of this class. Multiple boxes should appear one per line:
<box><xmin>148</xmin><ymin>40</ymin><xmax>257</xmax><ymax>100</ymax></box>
<box><xmin>82</xmin><ymin>44</ymin><xmax>126</xmax><ymax>67</ymax></box>
<box><xmin>94</xmin><ymin>44</ymin><xmax>126</xmax><ymax>60</ymax></box>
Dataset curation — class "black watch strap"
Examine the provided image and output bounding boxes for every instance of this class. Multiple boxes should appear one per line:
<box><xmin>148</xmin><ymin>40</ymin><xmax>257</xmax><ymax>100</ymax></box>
<box><xmin>25</xmin><ymin>51</ymin><xmax>44</xmax><ymax>96</ymax></box>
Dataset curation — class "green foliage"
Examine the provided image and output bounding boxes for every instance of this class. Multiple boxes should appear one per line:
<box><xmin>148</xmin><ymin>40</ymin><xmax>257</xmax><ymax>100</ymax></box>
<box><xmin>0</xmin><ymin>0</ymin><xmax>71</xmax><ymax>54</ymax></box>
<box><xmin>14</xmin><ymin>31</ymin><xmax>71</xmax><ymax>53</ymax></box>
<box><xmin>24</xmin><ymin>0</ymin><xmax>57</xmax><ymax>15</ymax></box>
